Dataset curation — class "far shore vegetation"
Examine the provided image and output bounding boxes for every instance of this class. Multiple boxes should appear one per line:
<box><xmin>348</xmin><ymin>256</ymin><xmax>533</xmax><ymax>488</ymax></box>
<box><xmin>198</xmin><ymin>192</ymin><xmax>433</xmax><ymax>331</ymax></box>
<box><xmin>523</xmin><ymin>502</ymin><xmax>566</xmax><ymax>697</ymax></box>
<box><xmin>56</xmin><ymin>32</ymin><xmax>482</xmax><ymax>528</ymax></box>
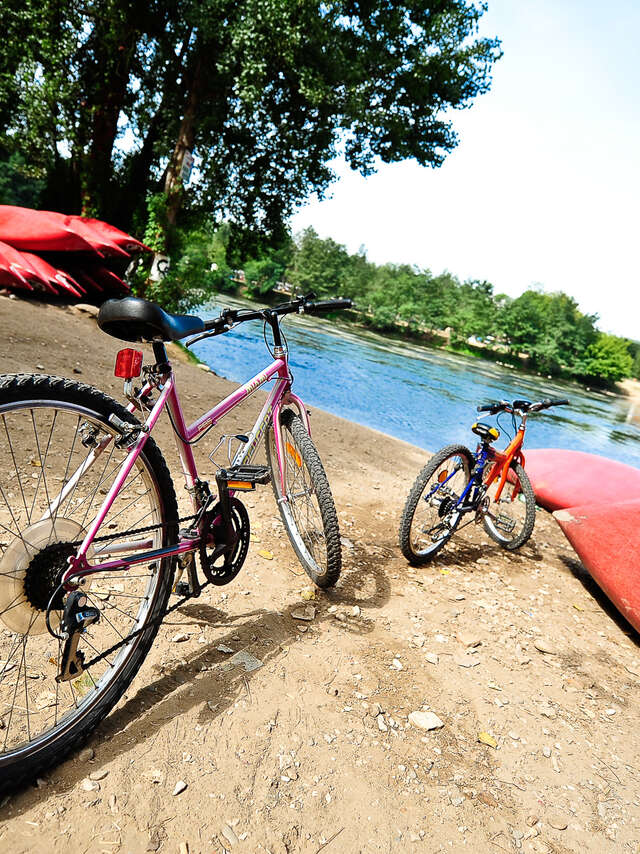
<box><xmin>132</xmin><ymin>221</ymin><xmax>639</xmax><ymax>389</ymax></box>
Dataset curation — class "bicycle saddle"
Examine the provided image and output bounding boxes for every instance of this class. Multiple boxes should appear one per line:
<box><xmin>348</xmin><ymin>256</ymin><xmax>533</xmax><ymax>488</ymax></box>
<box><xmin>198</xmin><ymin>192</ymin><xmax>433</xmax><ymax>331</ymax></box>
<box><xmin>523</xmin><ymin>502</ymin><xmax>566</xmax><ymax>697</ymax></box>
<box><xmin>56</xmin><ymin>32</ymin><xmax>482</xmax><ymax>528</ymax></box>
<box><xmin>97</xmin><ymin>297</ymin><xmax>204</xmax><ymax>342</ymax></box>
<box><xmin>471</xmin><ymin>421</ymin><xmax>500</xmax><ymax>443</ymax></box>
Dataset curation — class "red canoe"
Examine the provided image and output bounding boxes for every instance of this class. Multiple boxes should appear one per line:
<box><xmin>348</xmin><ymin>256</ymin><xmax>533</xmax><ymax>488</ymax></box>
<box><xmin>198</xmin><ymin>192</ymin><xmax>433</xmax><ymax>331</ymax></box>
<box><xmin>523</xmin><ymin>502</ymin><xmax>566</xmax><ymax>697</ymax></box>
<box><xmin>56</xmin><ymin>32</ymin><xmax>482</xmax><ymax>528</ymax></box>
<box><xmin>0</xmin><ymin>206</ymin><xmax>99</xmax><ymax>254</ymax></box>
<box><xmin>525</xmin><ymin>449</ymin><xmax>640</xmax><ymax>512</ymax></box>
<box><xmin>67</xmin><ymin>216</ymin><xmax>148</xmax><ymax>254</ymax></box>
<box><xmin>20</xmin><ymin>253</ymin><xmax>85</xmax><ymax>298</ymax></box>
<box><xmin>554</xmin><ymin>499</ymin><xmax>640</xmax><ymax>633</ymax></box>
<box><xmin>0</xmin><ymin>241</ymin><xmax>38</xmax><ymax>290</ymax></box>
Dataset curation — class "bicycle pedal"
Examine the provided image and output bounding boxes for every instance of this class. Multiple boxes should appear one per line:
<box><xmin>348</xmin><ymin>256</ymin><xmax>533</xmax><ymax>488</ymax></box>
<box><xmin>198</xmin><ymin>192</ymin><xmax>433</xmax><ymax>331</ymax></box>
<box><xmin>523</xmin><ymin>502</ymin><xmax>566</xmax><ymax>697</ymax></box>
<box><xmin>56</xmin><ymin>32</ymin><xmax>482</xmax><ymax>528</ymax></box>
<box><xmin>218</xmin><ymin>464</ymin><xmax>271</xmax><ymax>490</ymax></box>
<box><xmin>173</xmin><ymin>581</ymin><xmax>191</xmax><ymax>596</ymax></box>
<box><xmin>179</xmin><ymin>527</ymin><xmax>200</xmax><ymax>540</ymax></box>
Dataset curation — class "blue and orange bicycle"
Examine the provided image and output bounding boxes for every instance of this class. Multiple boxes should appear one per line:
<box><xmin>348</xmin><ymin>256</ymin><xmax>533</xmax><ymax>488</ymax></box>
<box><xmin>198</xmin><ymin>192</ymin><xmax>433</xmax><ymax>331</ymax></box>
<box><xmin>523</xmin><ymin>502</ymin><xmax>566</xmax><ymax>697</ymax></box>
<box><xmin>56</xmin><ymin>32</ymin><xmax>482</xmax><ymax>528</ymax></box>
<box><xmin>399</xmin><ymin>397</ymin><xmax>569</xmax><ymax>564</ymax></box>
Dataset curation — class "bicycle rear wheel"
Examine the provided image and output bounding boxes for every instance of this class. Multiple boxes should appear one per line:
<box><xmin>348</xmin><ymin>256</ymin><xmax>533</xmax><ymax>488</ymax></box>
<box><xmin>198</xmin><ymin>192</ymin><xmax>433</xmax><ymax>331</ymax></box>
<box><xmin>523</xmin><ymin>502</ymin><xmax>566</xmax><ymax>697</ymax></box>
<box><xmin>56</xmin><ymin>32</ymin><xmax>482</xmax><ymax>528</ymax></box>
<box><xmin>265</xmin><ymin>410</ymin><xmax>341</xmax><ymax>588</ymax></box>
<box><xmin>482</xmin><ymin>461</ymin><xmax>535</xmax><ymax>550</ymax></box>
<box><xmin>0</xmin><ymin>374</ymin><xmax>178</xmax><ymax>793</ymax></box>
<box><xmin>399</xmin><ymin>444</ymin><xmax>473</xmax><ymax>565</ymax></box>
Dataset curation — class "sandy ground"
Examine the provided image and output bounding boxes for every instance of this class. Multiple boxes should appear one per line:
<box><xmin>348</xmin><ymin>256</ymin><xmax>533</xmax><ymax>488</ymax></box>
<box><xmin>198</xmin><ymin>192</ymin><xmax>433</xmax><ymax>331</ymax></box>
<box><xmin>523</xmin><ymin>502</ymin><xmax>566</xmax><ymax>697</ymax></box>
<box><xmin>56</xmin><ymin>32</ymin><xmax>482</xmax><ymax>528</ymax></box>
<box><xmin>1</xmin><ymin>295</ymin><xmax>640</xmax><ymax>854</ymax></box>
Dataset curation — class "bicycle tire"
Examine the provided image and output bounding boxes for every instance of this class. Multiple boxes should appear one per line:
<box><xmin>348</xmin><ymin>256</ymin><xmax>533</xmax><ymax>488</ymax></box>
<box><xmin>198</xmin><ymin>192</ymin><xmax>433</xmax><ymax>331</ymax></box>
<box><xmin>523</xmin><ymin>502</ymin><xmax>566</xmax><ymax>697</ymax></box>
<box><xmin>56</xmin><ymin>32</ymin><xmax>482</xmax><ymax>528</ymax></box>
<box><xmin>0</xmin><ymin>374</ymin><xmax>178</xmax><ymax>793</ymax></box>
<box><xmin>399</xmin><ymin>444</ymin><xmax>474</xmax><ymax>565</ymax></box>
<box><xmin>265</xmin><ymin>410</ymin><xmax>341</xmax><ymax>588</ymax></box>
<box><xmin>482</xmin><ymin>461</ymin><xmax>535</xmax><ymax>550</ymax></box>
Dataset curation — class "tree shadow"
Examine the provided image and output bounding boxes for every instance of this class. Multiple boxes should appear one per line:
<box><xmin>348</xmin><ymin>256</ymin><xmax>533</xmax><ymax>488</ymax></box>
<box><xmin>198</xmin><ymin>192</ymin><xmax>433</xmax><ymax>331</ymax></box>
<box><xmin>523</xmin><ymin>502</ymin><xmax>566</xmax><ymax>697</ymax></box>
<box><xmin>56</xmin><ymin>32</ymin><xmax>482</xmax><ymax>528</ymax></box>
<box><xmin>2</xmin><ymin>548</ymin><xmax>391</xmax><ymax>812</ymax></box>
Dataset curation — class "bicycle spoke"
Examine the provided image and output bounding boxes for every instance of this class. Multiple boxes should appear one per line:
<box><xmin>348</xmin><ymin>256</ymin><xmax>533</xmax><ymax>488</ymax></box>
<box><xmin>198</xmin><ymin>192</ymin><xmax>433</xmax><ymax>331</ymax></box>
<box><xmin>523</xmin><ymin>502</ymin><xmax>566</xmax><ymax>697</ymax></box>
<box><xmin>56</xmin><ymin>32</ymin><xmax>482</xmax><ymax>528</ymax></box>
<box><xmin>0</xmin><ymin>393</ymin><xmax>170</xmax><ymax>766</ymax></box>
<box><xmin>2</xmin><ymin>415</ymin><xmax>30</xmax><ymax>524</ymax></box>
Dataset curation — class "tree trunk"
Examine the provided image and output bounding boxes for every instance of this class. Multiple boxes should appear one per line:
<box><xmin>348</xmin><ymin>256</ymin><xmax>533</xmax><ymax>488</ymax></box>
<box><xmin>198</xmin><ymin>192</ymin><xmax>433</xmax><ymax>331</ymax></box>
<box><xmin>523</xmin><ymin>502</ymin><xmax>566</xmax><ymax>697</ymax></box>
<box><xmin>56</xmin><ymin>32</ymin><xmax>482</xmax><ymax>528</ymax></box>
<box><xmin>163</xmin><ymin>55</ymin><xmax>203</xmax><ymax>229</ymax></box>
<box><xmin>80</xmin><ymin>23</ymin><xmax>139</xmax><ymax>220</ymax></box>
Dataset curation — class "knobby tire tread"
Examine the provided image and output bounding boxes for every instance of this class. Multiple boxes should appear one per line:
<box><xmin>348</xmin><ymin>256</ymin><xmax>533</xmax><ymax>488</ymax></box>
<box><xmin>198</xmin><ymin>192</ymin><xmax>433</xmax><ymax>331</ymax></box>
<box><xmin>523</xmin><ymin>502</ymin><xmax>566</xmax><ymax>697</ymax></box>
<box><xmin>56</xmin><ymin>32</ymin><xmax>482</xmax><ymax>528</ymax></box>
<box><xmin>0</xmin><ymin>374</ymin><xmax>178</xmax><ymax>794</ymax></box>
<box><xmin>267</xmin><ymin>410</ymin><xmax>342</xmax><ymax>588</ymax></box>
<box><xmin>399</xmin><ymin>444</ymin><xmax>474</xmax><ymax>566</ymax></box>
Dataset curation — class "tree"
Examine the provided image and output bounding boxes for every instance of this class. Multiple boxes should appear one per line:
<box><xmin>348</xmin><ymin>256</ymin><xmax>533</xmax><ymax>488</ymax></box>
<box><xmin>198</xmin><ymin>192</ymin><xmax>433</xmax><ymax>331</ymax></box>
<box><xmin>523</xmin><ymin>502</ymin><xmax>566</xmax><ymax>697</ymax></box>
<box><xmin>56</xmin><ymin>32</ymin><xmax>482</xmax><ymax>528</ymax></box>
<box><xmin>499</xmin><ymin>290</ymin><xmax>598</xmax><ymax>375</ymax></box>
<box><xmin>286</xmin><ymin>228</ymin><xmax>351</xmax><ymax>297</ymax></box>
<box><xmin>1</xmin><ymin>1</ymin><xmax>501</xmax><ymax>244</ymax></box>
<box><xmin>581</xmin><ymin>334</ymin><xmax>633</xmax><ymax>384</ymax></box>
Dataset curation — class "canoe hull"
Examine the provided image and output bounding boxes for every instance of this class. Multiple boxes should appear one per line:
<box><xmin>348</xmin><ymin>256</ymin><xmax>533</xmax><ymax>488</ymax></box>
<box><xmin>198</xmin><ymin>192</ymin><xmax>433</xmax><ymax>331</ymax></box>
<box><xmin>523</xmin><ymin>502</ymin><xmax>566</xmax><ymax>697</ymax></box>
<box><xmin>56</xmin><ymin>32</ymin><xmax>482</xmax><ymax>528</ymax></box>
<box><xmin>554</xmin><ymin>499</ymin><xmax>640</xmax><ymax>632</ymax></box>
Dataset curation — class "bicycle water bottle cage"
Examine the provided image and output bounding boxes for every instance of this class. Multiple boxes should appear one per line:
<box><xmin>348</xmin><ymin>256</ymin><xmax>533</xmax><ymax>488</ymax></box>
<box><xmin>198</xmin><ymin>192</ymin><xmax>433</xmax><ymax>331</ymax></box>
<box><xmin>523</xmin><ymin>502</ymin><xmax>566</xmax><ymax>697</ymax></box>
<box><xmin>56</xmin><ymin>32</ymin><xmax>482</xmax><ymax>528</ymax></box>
<box><xmin>471</xmin><ymin>422</ymin><xmax>500</xmax><ymax>443</ymax></box>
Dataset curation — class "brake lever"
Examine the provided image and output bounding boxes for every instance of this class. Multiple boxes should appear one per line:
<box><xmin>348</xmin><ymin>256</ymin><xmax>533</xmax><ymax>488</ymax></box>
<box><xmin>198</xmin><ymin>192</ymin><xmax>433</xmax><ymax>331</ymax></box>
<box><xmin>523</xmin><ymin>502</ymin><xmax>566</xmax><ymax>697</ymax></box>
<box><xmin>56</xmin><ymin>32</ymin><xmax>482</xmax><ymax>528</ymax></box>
<box><xmin>185</xmin><ymin>325</ymin><xmax>229</xmax><ymax>347</ymax></box>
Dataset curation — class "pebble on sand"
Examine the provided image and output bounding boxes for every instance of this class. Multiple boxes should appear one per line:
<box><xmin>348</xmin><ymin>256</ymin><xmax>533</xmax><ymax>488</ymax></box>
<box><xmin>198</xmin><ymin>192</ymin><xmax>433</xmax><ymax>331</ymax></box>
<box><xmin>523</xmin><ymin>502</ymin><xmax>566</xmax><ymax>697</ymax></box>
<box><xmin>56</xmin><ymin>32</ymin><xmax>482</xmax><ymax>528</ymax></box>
<box><xmin>408</xmin><ymin>711</ymin><xmax>444</xmax><ymax>731</ymax></box>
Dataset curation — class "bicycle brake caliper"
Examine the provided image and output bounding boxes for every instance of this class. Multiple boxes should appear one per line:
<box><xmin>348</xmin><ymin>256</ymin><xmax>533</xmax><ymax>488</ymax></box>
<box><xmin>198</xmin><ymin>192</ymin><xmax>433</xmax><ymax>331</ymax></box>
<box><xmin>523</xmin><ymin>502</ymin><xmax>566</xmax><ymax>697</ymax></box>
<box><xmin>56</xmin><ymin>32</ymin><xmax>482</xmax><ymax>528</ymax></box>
<box><xmin>56</xmin><ymin>591</ymin><xmax>100</xmax><ymax>683</ymax></box>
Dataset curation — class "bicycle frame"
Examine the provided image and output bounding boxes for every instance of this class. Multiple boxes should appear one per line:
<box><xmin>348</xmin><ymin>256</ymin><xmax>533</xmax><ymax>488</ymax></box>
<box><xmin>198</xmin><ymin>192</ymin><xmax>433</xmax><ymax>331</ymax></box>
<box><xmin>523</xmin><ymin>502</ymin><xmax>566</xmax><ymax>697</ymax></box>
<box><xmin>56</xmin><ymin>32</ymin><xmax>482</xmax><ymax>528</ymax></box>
<box><xmin>429</xmin><ymin>421</ymin><xmax>528</xmax><ymax>516</ymax></box>
<box><xmin>59</xmin><ymin>342</ymin><xmax>310</xmax><ymax>587</ymax></box>
<box><xmin>482</xmin><ymin>421</ymin><xmax>526</xmax><ymax>501</ymax></box>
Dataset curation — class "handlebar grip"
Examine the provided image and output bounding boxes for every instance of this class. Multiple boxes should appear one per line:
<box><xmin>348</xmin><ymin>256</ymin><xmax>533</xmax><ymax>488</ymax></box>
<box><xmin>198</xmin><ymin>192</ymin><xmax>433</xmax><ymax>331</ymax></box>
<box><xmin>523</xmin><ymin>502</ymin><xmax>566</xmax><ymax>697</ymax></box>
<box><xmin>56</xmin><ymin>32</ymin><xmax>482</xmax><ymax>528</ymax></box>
<box><xmin>304</xmin><ymin>298</ymin><xmax>353</xmax><ymax>314</ymax></box>
<box><xmin>204</xmin><ymin>314</ymin><xmax>231</xmax><ymax>332</ymax></box>
<box><xmin>549</xmin><ymin>399</ymin><xmax>570</xmax><ymax>406</ymax></box>
<box><xmin>477</xmin><ymin>400</ymin><xmax>508</xmax><ymax>414</ymax></box>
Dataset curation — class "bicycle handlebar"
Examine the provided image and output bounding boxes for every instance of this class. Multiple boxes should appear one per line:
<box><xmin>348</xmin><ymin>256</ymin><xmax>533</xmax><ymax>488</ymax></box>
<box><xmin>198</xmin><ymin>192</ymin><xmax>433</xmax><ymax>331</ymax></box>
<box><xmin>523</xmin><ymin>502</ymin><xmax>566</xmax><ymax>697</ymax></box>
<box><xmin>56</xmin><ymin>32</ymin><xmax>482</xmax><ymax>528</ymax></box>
<box><xmin>303</xmin><ymin>298</ymin><xmax>353</xmax><ymax>314</ymax></box>
<box><xmin>187</xmin><ymin>294</ymin><xmax>352</xmax><ymax>347</ymax></box>
<box><xmin>477</xmin><ymin>398</ymin><xmax>570</xmax><ymax>415</ymax></box>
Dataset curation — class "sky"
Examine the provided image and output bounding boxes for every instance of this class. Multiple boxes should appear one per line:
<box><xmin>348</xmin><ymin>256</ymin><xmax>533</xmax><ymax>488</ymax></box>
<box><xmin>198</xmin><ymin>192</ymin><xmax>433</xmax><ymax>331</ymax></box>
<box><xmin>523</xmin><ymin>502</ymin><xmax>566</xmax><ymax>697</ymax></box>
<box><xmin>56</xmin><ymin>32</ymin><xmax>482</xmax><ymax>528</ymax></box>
<box><xmin>290</xmin><ymin>0</ymin><xmax>640</xmax><ymax>341</ymax></box>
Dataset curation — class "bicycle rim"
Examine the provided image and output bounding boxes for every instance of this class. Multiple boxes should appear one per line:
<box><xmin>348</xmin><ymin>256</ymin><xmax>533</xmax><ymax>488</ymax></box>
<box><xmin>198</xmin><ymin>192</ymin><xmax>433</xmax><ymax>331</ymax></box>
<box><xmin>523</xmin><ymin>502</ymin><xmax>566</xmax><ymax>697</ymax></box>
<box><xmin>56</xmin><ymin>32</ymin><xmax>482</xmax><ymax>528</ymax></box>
<box><xmin>267</xmin><ymin>418</ymin><xmax>330</xmax><ymax>577</ymax></box>
<box><xmin>482</xmin><ymin>465</ymin><xmax>532</xmax><ymax>547</ymax></box>
<box><xmin>0</xmin><ymin>397</ymin><xmax>167</xmax><ymax>768</ymax></box>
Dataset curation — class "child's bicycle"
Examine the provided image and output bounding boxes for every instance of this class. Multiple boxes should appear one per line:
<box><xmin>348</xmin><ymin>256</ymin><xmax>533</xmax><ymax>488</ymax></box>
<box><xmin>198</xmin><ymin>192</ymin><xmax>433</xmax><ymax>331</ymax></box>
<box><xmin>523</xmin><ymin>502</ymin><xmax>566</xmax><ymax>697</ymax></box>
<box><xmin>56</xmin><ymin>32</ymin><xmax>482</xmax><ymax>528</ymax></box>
<box><xmin>0</xmin><ymin>291</ymin><xmax>350</xmax><ymax>791</ymax></box>
<box><xmin>399</xmin><ymin>397</ymin><xmax>569</xmax><ymax>564</ymax></box>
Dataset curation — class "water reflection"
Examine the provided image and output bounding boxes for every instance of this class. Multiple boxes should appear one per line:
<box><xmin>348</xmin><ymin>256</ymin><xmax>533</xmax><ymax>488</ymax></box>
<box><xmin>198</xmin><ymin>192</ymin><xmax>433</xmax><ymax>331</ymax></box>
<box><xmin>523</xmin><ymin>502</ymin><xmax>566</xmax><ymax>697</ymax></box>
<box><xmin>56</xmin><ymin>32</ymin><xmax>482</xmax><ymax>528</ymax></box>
<box><xmin>193</xmin><ymin>296</ymin><xmax>640</xmax><ymax>470</ymax></box>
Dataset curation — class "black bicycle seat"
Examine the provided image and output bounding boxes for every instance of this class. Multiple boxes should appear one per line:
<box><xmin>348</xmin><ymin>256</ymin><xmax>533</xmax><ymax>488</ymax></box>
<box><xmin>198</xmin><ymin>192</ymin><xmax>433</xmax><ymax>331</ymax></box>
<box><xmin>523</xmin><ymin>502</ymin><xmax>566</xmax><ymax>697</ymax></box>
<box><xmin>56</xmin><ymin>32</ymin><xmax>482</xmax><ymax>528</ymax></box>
<box><xmin>98</xmin><ymin>297</ymin><xmax>204</xmax><ymax>343</ymax></box>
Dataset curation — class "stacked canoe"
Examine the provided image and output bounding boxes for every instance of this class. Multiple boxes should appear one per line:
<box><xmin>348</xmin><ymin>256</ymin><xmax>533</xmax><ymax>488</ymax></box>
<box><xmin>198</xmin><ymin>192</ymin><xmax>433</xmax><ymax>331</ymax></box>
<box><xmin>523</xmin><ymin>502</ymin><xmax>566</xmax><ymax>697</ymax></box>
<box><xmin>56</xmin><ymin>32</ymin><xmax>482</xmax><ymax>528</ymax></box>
<box><xmin>525</xmin><ymin>449</ymin><xmax>640</xmax><ymax>632</ymax></box>
<box><xmin>0</xmin><ymin>205</ymin><xmax>148</xmax><ymax>300</ymax></box>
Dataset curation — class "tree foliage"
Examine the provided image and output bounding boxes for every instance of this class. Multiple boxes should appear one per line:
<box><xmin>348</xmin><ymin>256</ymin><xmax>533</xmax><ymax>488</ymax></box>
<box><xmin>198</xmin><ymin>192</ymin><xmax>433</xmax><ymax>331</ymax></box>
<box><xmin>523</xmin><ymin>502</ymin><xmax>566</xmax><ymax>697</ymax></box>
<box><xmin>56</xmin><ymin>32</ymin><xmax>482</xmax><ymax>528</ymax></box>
<box><xmin>241</xmin><ymin>227</ymin><xmax>631</xmax><ymax>386</ymax></box>
<box><xmin>0</xmin><ymin>0</ymin><xmax>501</xmax><ymax>240</ymax></box>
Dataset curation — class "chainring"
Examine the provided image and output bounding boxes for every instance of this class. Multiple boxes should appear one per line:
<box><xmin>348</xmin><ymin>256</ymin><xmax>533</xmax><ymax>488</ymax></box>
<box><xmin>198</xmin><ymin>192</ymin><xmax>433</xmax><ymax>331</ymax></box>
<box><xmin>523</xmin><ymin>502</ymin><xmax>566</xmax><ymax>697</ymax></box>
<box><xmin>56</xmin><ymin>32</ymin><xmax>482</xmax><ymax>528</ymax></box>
<box><xmin>199</xmin><ymin>497</ymin><xmax>250</xmax><ymax>586</ymax></box>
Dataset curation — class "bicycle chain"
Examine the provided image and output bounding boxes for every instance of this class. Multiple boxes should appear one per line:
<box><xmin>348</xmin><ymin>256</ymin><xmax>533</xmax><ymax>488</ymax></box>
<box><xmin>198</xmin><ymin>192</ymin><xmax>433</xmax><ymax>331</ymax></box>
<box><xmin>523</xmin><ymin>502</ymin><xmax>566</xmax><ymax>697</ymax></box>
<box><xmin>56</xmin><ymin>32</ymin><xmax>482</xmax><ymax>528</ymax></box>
<box><xmin>66</xmin><ymin>512</ymin><xmax>199</xmax><ymax>548</ymax></box>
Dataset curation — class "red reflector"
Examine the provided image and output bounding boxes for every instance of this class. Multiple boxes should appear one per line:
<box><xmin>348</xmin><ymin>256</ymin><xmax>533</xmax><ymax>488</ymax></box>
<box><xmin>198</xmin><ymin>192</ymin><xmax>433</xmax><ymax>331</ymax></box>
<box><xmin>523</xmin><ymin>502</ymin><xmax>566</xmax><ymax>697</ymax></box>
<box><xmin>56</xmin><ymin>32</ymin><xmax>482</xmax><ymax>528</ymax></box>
<box><xmin>114</xmin><ymin>349</ymin><xmax>143</xmax><ymax>379</ymax></box>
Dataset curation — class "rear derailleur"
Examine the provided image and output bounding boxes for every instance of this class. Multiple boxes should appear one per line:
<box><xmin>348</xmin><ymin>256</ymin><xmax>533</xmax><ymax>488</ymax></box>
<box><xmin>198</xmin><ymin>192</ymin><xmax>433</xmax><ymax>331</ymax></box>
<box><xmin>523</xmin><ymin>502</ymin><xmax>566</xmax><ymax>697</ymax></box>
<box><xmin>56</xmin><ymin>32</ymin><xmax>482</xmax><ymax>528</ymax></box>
<box><xmin>56</xmin><ymin>590</ymin><xmax>100</xmax><ymax>682</ymax></box>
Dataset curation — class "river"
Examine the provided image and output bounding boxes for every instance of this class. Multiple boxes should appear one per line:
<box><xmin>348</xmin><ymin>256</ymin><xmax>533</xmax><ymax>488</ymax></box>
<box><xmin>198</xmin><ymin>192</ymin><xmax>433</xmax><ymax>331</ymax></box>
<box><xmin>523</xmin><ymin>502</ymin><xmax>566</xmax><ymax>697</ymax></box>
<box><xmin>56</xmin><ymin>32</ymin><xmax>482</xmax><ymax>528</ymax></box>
<box><xmin>192</xmin><ymin>297</ymin><xmax>640</xmax><ymax>469</ymax></box>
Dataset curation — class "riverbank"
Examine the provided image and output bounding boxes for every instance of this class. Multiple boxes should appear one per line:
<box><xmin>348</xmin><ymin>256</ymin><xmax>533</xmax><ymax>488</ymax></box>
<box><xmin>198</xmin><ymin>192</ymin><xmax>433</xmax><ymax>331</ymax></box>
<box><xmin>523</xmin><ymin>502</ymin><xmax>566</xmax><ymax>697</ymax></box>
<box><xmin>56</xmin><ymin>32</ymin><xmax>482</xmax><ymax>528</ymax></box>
<box><xmin>2</xmin><ymin>294</ymin><xmax>640</xmax><ymax>853</ymax></box>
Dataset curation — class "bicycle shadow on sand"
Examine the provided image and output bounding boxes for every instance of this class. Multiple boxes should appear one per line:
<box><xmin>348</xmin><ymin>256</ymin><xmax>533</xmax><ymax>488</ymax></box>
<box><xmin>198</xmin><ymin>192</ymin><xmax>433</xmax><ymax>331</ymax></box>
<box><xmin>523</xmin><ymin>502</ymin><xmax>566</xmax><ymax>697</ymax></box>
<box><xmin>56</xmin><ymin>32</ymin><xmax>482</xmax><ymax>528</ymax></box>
<box><xmin>429</xmin><ymin>537</ymin><xmax>546</xmax><ymax>572</ymax></box>
<box><xmin>2</xmin><ymin>543</ymin><xmax>391</xmax><ymax>813</ymax></box>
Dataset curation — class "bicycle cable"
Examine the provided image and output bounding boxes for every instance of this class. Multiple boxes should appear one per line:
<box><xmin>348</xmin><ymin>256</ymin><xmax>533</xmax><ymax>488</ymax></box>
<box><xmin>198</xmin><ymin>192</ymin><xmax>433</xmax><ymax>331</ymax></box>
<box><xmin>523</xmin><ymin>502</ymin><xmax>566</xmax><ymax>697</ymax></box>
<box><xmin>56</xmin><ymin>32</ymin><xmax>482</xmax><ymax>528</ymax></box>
<box><xmin>496</xmin><ymin>410</ymin><xmax>513</xmax><ymax>442</ymax></box>
<box><xmin>263</xmin><ymin>317</ymin><xmax>289</xmax><ymax>358</ymax></box>
<box><xmin>166</xmin><ymin>404</ymin><xmax>216</xmax><ymax>446</ymax></box>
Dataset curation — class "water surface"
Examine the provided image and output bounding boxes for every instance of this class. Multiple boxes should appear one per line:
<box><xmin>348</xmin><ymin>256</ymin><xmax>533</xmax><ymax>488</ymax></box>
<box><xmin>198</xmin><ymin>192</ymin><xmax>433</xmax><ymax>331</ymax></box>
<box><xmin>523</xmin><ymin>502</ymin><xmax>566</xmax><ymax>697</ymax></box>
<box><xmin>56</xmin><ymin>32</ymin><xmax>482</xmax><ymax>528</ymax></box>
<box><xmin>192</xmin><ymin>297</ymin><xmax>640</xmax><ymax>469</ymax></box>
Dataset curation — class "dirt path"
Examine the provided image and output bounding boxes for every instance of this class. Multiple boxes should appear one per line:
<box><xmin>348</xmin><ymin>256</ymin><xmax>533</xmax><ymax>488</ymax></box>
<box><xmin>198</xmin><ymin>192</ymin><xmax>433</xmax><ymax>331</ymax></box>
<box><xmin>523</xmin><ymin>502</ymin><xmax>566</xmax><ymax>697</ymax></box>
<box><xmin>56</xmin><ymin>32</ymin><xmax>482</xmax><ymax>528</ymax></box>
<box><xmin>1</xmin><ymin>295</ymin><xmax>639</xmax><ymax>854</ymax></box>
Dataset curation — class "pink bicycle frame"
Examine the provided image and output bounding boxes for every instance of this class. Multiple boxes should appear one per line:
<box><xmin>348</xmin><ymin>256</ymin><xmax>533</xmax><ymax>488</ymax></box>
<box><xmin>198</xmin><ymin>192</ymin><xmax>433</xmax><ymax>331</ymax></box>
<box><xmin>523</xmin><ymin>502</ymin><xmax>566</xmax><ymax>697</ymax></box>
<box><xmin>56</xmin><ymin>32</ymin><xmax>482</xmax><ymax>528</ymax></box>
<box><xmin>61</xmin><ymin>349</ymin><xmax>310</xmax><ymax>586</ymax></box>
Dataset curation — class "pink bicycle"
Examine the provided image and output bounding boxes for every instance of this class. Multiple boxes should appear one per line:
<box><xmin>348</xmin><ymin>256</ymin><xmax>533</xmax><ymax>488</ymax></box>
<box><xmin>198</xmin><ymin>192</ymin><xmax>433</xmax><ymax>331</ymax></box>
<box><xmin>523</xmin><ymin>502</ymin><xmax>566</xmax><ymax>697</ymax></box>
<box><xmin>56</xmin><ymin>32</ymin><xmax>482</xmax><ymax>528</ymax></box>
<box><xmin>0</xmin><ymin>292</ymin><xmax>350</xmax><ymax>790</ymax></box>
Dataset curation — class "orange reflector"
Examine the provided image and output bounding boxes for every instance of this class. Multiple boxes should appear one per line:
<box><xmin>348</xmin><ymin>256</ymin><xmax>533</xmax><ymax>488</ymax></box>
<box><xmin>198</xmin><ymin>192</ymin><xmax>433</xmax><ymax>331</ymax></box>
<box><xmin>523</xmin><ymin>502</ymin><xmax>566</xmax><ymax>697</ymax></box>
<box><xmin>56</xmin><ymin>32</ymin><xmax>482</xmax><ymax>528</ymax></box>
<box><xmin>438</xmin><ymin>470</ymin><xmax>449</xmax><ymax>482</ymax></box>
<box><xmin>286</xmin><ymin>441</ymin><xmax>302</xmax><ymax>467</ymax></box>
<box><xmin>114</xmin><ymin>348</ymin><xmax>143</xmax><ymax>379</ymax></box>
<box><xmin>227</xmin><ymin>480</ymin><xmax>254</xmax><ymax>490</ymax></box>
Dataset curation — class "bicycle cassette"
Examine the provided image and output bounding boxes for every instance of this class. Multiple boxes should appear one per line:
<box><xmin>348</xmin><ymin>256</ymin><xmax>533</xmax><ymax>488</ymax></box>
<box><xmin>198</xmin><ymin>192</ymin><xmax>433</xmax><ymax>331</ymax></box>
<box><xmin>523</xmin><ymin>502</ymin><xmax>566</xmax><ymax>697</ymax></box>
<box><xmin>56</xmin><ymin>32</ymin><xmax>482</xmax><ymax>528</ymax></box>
<box><xmin>199</xmin><ymin>497</ymin><xmax>250</xmax><ymax>585</ymax></box>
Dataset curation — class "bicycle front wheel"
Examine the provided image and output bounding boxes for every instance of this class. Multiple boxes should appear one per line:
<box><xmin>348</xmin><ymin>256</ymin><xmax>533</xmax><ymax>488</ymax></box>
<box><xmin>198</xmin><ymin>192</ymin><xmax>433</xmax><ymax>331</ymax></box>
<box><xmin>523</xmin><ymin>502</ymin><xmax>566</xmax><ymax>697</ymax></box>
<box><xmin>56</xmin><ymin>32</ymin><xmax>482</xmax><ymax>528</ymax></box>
<box><xmin>266</xmin><ymin>410</ymin><xmax>341</xmax><ymax>588</ymax></box>
<box><xmin>0</xmin><ymin>374</ymin><xmax>178</xmax><ymax>793</ymax></box>
<box><xmin>482</xmin><ymin>461</ymin><xmax>535</xmax><ymax>550</ymax></box>
<box><xmin>399</xmin><ymin>444</ymin><xmax>474</xmax><ymax>565</ymax></box>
